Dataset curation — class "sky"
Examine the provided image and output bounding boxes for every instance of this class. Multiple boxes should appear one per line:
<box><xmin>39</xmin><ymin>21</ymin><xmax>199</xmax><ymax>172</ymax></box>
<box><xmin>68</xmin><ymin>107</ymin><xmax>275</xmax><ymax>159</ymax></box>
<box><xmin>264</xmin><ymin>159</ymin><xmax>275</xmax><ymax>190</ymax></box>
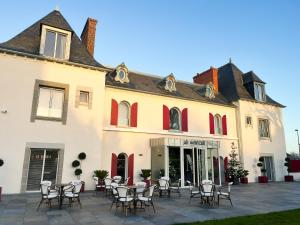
<box><xmin>0</xmin><ymin>0</ymin><xmax>299</xmax><ymax>153</ymax></box>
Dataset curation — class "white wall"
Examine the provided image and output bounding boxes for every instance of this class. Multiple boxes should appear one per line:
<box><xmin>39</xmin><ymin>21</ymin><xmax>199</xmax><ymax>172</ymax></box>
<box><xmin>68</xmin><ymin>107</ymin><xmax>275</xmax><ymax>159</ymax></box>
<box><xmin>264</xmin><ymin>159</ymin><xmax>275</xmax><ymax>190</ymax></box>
<box><xmin>0</xmin><ymin>54</ymin><xmax>106</xmax><ymax>193</ymax></box>
<box><xmin>237</xmin><ymin>100</ymin><xmax>287</xmax><ymax>182</ymax></box>
<box><xmin>102</xmin><ymin>87</ymin><xmax>239</xmax><ymax>183</ymax></box>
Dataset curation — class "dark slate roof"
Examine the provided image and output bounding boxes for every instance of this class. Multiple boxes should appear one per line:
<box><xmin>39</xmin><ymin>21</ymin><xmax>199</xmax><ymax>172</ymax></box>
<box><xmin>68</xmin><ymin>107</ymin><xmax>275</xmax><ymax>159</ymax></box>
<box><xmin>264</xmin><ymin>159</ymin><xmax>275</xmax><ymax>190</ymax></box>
<box><xmin>106</xmin><ymin>70</ymin><xmax>233</xmax><ymax>106</ymax></box>
<box><xmin>0</xmin><ymin>10</ymin><xmax>104</xmax><ymax>68</ymax></box>
<box><xmin>218</xmin><ymin>63</ymin><xmax>284</xmax><ymax>107</ymax></box>
<box><xmin>243</xmin><ymin>71</ymin><xmax>266</xmax><ymax>84</ymax></box>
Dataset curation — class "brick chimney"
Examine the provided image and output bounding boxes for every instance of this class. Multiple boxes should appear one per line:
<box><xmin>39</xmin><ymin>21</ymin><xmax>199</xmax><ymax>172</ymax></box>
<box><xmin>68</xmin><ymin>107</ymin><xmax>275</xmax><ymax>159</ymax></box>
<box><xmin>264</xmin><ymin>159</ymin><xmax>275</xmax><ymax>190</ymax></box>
<box><xmin>193</xmin><ymin>67</ymin><xmax>218</xmax><ymax>93</ymax></box>
<box><xmin>81</xmin><ymin>18</ymin><xmax>97</xmax><ymax>56</ymax></box>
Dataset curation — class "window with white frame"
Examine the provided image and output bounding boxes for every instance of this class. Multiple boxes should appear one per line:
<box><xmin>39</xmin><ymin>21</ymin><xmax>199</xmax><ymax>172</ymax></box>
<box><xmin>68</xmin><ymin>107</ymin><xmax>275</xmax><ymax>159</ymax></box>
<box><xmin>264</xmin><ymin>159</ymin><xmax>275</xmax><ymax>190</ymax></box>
<box><xmin>75</xmin><ymin>87</ymin><xmax>93</xmax><ymax>109</ymax></box>
<box><xmin>169</xmin><ymin>107</ymin><xmax>181</xmax><ymax>130</ymax></box>
<box><xmin>214</xmin><ymin>114</ymin><xmax>222</xmax><ymax>135</ymax></box>
<box><xmin>31</xmin><ymin>80</ymin><xmax>69</xmax><ymax>124</ymax></box>
<box><xmin>258</xmin><ymin>119</ymin><xmax>270</xmax><ymax>138</ymax></box>
<box><xmin>118</xmin><ymin>101</ymin><xmax>130</xmax><ymax>127</ymax></box>
<box><xmin>245</xmin><ymin>116</ymin><xmax>252</xmax><ymax>127</ymax></box>
<box><xmin>36</xmin><ymin>87</ymin><xmax>64</xmax><ymax>118</ymax></box>
<box><xmin>254</xmin><ymin>83</ymin><xmax>266</xmax><ymax>102</ymax></box>
<box><xmin>40</xmin><ymin>25</ymin><xmax>71</xmax><ymax>60</ymax></box>
<box><xmin>79</xmin><ymin>91</ymin><xmax>89</xmax><ymax>105</ymax></box>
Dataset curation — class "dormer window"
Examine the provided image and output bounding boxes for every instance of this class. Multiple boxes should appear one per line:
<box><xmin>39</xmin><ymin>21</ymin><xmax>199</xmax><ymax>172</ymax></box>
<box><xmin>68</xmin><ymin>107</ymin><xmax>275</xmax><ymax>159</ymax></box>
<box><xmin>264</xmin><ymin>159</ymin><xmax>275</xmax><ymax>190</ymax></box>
<box><xmin>40</xmin><ymin>25</ymin><xmax>71</xmax><ymax>60</ymax></box>
<box><xmin>164</xmin><ymin>74</ymin><xmax>176</xmax><ymax>92</ymax></box>
<box><xmin>254</xmin><ymin>83</ymin><xmax>266</xmax><ymax>102</ymax></box>
<box><xmin>115</xmin><ymin>63</ymin><xmax>129</xmax><ymax>83</ymax></box>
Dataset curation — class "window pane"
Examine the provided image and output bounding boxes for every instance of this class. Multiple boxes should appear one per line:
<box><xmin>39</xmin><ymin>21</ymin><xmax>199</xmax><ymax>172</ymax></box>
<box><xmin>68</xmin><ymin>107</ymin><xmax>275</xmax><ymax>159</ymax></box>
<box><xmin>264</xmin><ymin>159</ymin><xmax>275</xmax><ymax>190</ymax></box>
<box><xmin>50</xmin><ymin>89</ymin><xmax>64</xmax><ymax>118</ymax></box>
<box><xmin>79</xmin><ymin>91</ymin><xmax>89</xmax><ymax>104</ymax></box>
<box><xmin>44</xmin><ymin>30</ymin><xmax>56</xmax><ymax>57</ymax></box>
<box><xmin>37</xmin><ymin>87</ymin><xmax>51</xmax><ymax>117</ymax></box>
<box><xmin>118</xmin><ymin>102</ymin><xmax>129</xmax><ymax>126</ymax></box>
<box><xmin>170</xmin><ymin>108</ymin><xmax>180</xmax><ymax>130</ymax></box>
<box><xmin>214</xmin><ymin>115</ymin><xmax>222</xmax><ymax>134</ymax></box>
<box><xmin>259</xmin><ymin>119</ymin><xmax>270</xmax><ymax>138</ymax></box>
<box><xmin>55</xmin><ymin>33</ymin><xmax>67</xmax><ymax>59</ymax></box>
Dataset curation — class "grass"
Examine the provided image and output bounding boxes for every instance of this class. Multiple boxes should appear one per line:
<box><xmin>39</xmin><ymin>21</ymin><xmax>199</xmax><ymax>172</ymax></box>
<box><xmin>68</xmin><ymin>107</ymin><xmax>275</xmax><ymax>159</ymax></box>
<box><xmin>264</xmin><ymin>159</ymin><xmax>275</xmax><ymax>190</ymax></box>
<box><xmin>176</xmin><ymin>208</ymin><xmax>300</xmax><ymax>225</ymax></box>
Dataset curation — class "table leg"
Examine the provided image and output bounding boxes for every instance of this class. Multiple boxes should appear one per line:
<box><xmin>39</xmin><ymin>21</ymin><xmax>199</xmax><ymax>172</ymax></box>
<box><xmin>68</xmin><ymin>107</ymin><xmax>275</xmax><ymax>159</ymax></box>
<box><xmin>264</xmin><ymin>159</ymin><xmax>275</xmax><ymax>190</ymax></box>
<box><xmin>59</xmin><ymin>187</ymin><xmax>64</xmax><ymax>209</ymax></box>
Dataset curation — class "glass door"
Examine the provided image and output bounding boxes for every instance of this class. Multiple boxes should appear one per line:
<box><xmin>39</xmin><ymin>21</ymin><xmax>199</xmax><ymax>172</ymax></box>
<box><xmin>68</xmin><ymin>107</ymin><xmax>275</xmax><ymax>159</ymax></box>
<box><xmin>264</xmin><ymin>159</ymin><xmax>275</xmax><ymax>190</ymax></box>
<box><xmin>184</xmin><ymin>149</ymin><xmax>193</xmax><ymax>185</ymax></box>
<box><xmin>168</xmin><ymin>147</ymin><xmax>181</xmax><ymax>183</ymax></box>
<box><xmin>263</xmin><ymin>156</ymin><xmax>274</xmax><ymax>181</ymax></box>
<box><xmin>26</xmin><ymin>149</ymin><xmax>59</xmax><ymax>191</ymax></box>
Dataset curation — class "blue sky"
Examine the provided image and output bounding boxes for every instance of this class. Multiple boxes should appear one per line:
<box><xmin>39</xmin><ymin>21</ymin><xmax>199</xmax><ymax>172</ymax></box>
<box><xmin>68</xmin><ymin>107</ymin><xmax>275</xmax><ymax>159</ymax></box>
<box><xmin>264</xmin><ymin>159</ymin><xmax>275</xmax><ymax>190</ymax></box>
<box><xmin>0</xmin><ymin>0</ymin><xmax>299</xmax><ymax>153</ymax></box>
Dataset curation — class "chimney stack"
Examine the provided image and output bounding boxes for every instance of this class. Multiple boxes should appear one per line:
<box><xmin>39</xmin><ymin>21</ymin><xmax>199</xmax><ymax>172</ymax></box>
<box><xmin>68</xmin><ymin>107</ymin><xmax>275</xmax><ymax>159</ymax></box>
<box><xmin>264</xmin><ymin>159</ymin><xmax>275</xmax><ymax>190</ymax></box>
<box><xmin>81</xmin><ymin>18</ymin><xmax>97</xmax><ymax>56</ymax></box>
<box><xmin>193</xmin><ymin>67</ymin><xmax>219</xmax><ymax>93</ymax></box>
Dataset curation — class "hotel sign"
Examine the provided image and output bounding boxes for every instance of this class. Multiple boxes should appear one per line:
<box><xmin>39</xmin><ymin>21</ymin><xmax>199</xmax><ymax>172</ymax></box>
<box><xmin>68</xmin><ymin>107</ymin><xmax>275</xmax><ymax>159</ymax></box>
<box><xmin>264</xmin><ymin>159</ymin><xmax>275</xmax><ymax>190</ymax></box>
<box><xmin>182</xmin><ymin>139</ymin><xmax>206</xmax><ymax>146</ymax></box>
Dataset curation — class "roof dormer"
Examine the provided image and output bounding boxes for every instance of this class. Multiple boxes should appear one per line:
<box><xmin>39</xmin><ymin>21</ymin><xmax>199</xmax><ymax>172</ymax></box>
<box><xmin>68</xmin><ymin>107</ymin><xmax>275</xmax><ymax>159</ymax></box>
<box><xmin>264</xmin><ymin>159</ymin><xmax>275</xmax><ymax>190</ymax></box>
<box><xmin>243</xmin><ymin>71</ymin><xmax>266</xmax><ymax>102</ymax></box>
<box><xmin>39</xmin><ymin>24</ymin><xmax>72</xmax><ymax>60</ymax></box>
<box><xmin>115</xmin><ymin>63</ymin><xmax>129</xmax><ymax>83</ymax></box>
<box><xmin>163</xmin><ymin>73</ymin><xmax>176</xmax><ymax>92</ymax></box>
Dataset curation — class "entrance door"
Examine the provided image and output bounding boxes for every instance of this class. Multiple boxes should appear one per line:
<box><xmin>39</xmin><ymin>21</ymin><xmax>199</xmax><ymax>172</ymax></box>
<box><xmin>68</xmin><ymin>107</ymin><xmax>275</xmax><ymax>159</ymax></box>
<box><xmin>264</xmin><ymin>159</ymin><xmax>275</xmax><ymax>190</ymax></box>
<box><xmin>169</xmin><ymin>147</ymin><xmax>181</xmax><ymax>183</ymax></box>
<box><xmin>263</xmin><ymin>156</ymin><xmax>275</xmax><ymax>181</ymax></box>
<box><xmin>26</xmin><ymin>149</ymin><xmax>59</xmax><ymax>191</ymax></box>
<box><xmin>184</xmin><ymin>149</ymin><xmax>193</xmax><ymax>185</ymax></box>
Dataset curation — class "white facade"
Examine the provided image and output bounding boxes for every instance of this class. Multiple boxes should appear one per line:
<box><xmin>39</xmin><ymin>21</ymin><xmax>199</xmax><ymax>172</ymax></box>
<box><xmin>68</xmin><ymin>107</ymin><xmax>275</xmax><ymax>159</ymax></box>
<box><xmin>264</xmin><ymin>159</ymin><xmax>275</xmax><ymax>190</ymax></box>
<box><xmin>0</xmin><ymin>53</ymin><xmax>106</xmax><ymax>193</ymax></box>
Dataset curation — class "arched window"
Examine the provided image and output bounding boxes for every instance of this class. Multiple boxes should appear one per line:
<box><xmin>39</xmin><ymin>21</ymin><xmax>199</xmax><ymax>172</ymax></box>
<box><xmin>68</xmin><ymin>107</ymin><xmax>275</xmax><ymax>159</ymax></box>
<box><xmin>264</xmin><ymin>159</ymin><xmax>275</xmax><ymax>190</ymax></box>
<box><xmin>169</xmin><ymin>107</ymin><xmax>181</xmax><ymax>130</ymax></box>
<box><xmin>117</xmin><ymin>153</ymin><xmax>128</xmax><ymax>179</ymax></box>
<box><xmin>118</xmin><ymin>101</ymin><xmax>130</xmax><ymax>127</ymax></box>
<box><xmin>214</xmin><ymin>114</ymin><xmax>222</xmax><ymax>135</ymax></box>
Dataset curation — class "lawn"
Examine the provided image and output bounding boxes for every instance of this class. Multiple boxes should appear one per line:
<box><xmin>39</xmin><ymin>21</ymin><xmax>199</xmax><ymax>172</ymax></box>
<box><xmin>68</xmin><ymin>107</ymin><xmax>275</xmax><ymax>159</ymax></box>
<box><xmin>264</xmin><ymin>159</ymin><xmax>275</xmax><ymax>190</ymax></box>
<box><xmin>176</xmin><ymin>208</ymin><xmax>300</xmax><ymax>225</ymax></box>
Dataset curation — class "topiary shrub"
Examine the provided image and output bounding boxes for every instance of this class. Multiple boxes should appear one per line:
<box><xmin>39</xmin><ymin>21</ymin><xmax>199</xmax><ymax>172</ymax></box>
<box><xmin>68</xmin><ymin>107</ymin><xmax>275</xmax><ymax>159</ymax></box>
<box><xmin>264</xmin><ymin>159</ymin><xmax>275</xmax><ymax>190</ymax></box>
<box><xmin>0</xmin><ymin>159</ymin><xmax>3</xmax><ymax>167</ymax></box>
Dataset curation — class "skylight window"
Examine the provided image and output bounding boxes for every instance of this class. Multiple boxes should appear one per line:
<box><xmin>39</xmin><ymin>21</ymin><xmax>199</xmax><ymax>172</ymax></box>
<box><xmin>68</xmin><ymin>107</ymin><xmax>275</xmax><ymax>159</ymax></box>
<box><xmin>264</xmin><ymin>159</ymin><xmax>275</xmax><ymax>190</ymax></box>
<box><xmin>40</xmin><ymin>25</ymin><xmax>71</xmax><ymax>60</ymax></box>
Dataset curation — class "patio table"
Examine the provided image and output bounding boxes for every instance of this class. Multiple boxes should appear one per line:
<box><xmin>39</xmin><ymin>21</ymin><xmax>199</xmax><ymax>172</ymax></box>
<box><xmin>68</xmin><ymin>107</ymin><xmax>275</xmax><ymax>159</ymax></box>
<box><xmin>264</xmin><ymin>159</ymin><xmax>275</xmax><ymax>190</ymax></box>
<box><xmin>55</xmin><ymin>183</ymin><xmax>70</xmax><ymax>209</ymax></box>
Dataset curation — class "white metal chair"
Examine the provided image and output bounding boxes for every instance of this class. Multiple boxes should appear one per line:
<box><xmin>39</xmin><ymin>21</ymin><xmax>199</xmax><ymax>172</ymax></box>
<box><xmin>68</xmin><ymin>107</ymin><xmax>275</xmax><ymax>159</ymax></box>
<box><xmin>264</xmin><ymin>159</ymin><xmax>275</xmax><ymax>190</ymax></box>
<box><xmin>170</xmin><ymin>179</ymin><xmax>181</xmax><ymax>197</ymax></box>
<box><xmin>104</xmin><ymin>178</ymin><xmax>113</xmax><ymax>195</ymax></box>
<box><xmin>135</xmin><ymin>181</ymin><xmax>147</xmax><ymax>197</ymax></box>
<box><xmin>112</xmin><ymin>176</ymin><xmax>122</xmax><ymax>184</ymax></box>
<box><xmin>158</xmin><ymin>177</ymin><xmax>170</xmax><ymax>197</ymax></box>
<box><xmin>115</xmin><ymin>186</ymin><xmax>134</xmax><ymax>216</ymax></box>
<box><xmin>217</xmin><ymin>182</ymin><xmax>233</xmax><ymax>206</ymax></box>
<box><xmin>137</xmin><ymin>185</ymin><xmax>156</xmax><ymax>213</ymax></box>
<box><xmin>64</xmin><ymin>180</ymin><xmax>83</xmax><ymax>208</ymax></box>
<box><xmin>186</xmin><ymin>181</ymin><xmax>201</xmax><ymax>204</ymax></box>
<box><xmin>93</xmin><ymin>177</ymin><xmax>105</xmax><ymax>194</ymax></box>
<box><xmin>200</xmin><ymin>180</ymin><xmax>215</xmax><ymax>206</ymax></box>
<box><xmin>37</xmin><ymin>181</ymin><xmax>59</xmax><ymax>210</ymax></box>
<box><xmin>110</xmin><ymin>182</ymin><xmax>119</xmax><ymax>210</ymax></box>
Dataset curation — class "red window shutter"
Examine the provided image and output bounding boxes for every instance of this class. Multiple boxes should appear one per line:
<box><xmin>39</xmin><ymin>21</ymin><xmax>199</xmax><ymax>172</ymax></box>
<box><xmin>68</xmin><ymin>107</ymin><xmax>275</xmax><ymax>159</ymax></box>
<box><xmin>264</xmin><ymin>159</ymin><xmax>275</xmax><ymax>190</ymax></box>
<box><xmin>110</xmin><ymin>99</ymin><xmax>118</xmax><ymax>125</ymax></box>
<box><xmin>181</xmin><ymin>108</ymin><xmax>188</xmax><ymax>132</ymax></box>
<box><xmin>222</xmin><ymin>115</ymin><xmax>227</xmax><ymax>135</ymax></box>
<box><xmin>130</xmin><ymin>102</ymin><xmax>138</xmax><ymax>127</ymax></box>
<box><xmin>128</xmin><ymin>154</ymin><xmax>134</xmax><ymax>185</ymax></box>
<box><xmin>111</xmin><ymin>153</ymin><xmax>118</xmax><ymax>178</ymax></box>
<box><xmin>209</xmin><ymin>113</ymin><xmax>215</xmax><ymax>134</ymax></box>
<box><xmin>163</xmin><ymin>105</ymin><xmax>170</xmax><ymax>130</ymax></box>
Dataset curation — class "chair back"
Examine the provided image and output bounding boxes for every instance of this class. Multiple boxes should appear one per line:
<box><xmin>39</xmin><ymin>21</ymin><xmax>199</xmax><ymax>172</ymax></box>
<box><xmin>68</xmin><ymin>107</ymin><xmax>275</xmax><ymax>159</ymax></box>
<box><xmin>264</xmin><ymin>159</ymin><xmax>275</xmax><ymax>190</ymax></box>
<box><xmin>148</xmin><ymin>185</ymin><xmax>156</xmax><ymax>198</ymax></box>
<box><xmin>71</xmin><ymin>180</ymin><xmax>82</xmax><ymax>194</ymax></box>
<box><xmin>116</xmin><ymin>186</ymin><xmax>130</xmax><ymax>199</ymax></box>
<box><xmin>104</xmin><ymin>178</ymin><xmax>112</xmax><ymax>186</ymax></box>
<box><xmin>40</xmin><ymin>182</ymin><xmax>50</xmax><ymax>195</ymax></box>
<box><xmin>158</xmin><ymin>178</ymin><xmax>169</xmax><ymax>189</ymax></box>
<box><xmin>123</xmin><ymin>177</ymin><xmax>130</xmax><ymax>185</ymax></box>
<box><xmin>160</xmin><ymin>176</ymin><xmax>170</xmax><ymax>181</ymax></box>
<box><xmin>111</xmin><ymin>182</ymin><xmax>119</xmax><ymax>195</ymax></box>
<box><xmin>186</xmin><ymin>180</ymin><xmax>193</xmax><ymax>191</ymax></box>
<box><xmin>136</xmin><ymin>181</ymin><xmax>146</xmax><ymax>193</ymax></box>
<box><xmin>113</xmin><ymin>176</ymin><xmax>122</xmax><ymax>184</ymax></box>
<box><xmin>201</xmin><ymin>180</ymin><xmax>213</xmax><ymax>193</ymax></box>
<box><xmin>228</xmin><ymin>182</ymin><xmax>233</xmax><ymax>193</ymax></box>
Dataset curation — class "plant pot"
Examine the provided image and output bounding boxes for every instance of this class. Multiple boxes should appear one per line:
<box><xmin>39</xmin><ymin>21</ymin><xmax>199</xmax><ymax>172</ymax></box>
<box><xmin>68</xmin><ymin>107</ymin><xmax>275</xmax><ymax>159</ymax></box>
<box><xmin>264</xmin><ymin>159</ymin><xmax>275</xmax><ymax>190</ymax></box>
<box><xmin>229</xmin><ymin>177</ymin><xmax>240</xmax><ymax>185</ymax></box>
<box><xmin>258</xmin><ymin>176</ymin><xmax>268</xmax><ymax>183</ymax></box>
<box><xmin>80</xmin><ymin>181</ymin><xmax>85</xmax><ymax>192</ymax></box>
<box><xmin>284</xmin><ymin>175</ymin><xmax>294</xmax><ymax>182</ymax></box>
<box><xmin>0</xmin><ymin>186</ymin><xmax>2</xmax><ymax>201</ymax></box>
<box><xmin>143</xmin><ymin>179</ymin><xmax>151</xmax><ymax>187</ymax></box>
<box><xmin>98</xmin><ymin>179</ymin><xmax>105</xmax><ymax>191</ymax></box>
<box><xmin>240</xmin><ymin>177</ymin><xmax>248</xmax><ymax>184</ymax></box>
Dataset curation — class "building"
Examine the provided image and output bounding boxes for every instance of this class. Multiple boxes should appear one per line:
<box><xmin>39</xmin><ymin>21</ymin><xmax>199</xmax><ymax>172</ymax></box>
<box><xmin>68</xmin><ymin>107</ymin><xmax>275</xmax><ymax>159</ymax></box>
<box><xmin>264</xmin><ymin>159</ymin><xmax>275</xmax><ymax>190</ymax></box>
<box><xmin>0</xmin><ymin>10</ymin><xmax>287</xmax><ymax>194</ymax></box>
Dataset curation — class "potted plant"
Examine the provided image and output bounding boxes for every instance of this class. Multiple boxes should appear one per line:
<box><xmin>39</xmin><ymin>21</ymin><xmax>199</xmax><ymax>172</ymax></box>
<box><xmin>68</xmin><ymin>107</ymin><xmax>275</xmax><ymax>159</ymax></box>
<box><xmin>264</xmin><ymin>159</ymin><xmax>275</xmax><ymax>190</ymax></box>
<box><xmin>240</xmin><ymin>169</ymin><xmax>249</xmax><ymax>184</ymax></box>
<box><xmin>225</xmin><ymin>148</ymin><xmax>245</xmax><ymax>185</ymax></box>
<box><xmin>0</xmin><ymin>158</ymin><xmax>3</xmax><ymax>201</ymax></box>
<box><xmin>284</xmin><ymin>157</ymin><xmax>294</xmax><ymax>182</ymax></box>
<box><xmin>140</xmin><ymin>169</ymin><xmax>151</xmax><ymax>187</ymax></box>
<box><xmin>257</xmin><ymin>157</ymin><xmax>268</xmax><ymax>183</ymax></box>
<box><xmin>72</xmin><ymin>152</ymin><xmax>86</xmax><ymax>192</ymax></box>
<box><xmin>93</xmin><ymin>170</ymin><xmax>108</xmax><ymax>191</ymax></box>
